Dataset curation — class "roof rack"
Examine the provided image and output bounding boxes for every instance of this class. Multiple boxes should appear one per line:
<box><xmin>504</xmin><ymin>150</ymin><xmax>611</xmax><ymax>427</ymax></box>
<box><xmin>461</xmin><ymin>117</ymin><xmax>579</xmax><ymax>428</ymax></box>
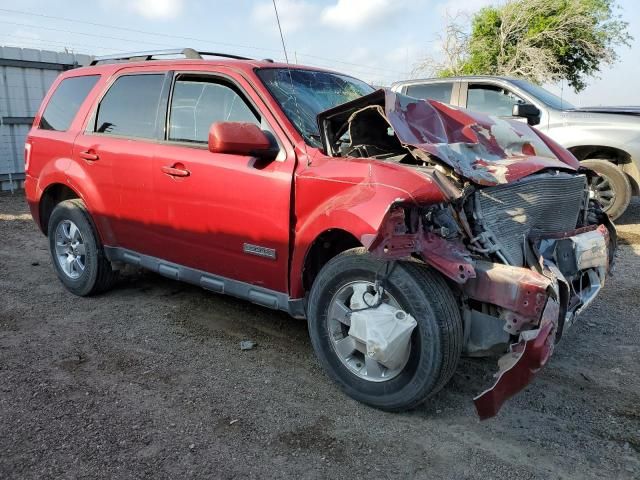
<box><xmin>90</xmin><ymin>48</ymin><xmax>254</xmax><ymax>65</ymax></box>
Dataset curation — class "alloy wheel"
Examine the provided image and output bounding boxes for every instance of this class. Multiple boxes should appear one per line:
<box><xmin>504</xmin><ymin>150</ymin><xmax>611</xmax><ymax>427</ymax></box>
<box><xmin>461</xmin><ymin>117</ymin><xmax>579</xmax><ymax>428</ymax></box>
<box><xmin>327</xmin><ymin>281</ymin><xmax>411</xmax><ymax>383</ymax></box>
<box><xmin>54</xmin><ymin>219</ymin><xmax>86</xmax><ymax>279</ymax></box>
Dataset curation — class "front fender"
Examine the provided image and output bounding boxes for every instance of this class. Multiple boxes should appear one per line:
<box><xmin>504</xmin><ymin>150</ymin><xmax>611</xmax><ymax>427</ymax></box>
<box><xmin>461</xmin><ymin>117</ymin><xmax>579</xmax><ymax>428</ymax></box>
<box><xmin>289</xmin><ymin>157</ymin><xmax>449</xmax><ymax>298</ymax></box>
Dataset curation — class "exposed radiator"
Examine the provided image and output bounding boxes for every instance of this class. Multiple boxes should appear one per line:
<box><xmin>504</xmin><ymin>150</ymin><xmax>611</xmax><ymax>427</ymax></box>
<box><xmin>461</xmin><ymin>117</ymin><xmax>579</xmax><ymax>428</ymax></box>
<box><xmin>473</xmin><ymin>173</ymin><xmax>587</xmax><ymax>266</ymax></box>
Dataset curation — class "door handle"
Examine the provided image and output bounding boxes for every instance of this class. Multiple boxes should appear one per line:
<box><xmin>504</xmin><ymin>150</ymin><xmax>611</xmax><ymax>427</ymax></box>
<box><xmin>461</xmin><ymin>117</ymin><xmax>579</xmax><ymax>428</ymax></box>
<box><xmin>79</xmin><ymin>150</ymin><xmax>99</xmax><ymax>161</ymax></box>
<box><xmin>161</xmin><ymin>164</ymin><xmax>190</xmax><ymax>177</ymax></box>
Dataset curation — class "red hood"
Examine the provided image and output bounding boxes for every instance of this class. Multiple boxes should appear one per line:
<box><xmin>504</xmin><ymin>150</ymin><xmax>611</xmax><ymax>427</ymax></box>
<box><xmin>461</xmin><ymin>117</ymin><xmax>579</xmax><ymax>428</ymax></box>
<box><xmin>318</xmin><ymin>89</ymin><xmax>579</xmax><ymax>186</ymax></box>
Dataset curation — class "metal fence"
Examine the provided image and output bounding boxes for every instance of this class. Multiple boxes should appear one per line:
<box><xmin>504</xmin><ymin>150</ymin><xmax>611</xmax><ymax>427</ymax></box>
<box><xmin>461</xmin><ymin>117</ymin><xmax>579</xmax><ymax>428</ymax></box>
<box><xmin>0</xmin><ymin>46</ymin><xmax>91</xmax><ymax>191</ymax></box>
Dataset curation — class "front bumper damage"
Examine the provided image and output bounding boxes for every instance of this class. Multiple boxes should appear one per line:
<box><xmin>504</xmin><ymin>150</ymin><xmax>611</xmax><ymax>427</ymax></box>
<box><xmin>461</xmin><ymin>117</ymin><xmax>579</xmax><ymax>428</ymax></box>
<box><xmin>473</xmin><ymin>300</ymin><xmax>558</xmax><ymax>420</ymax></box>
<box><xmin>370</xmin><ymin>208</ymin><xmax>613</xmax><ymax>419</ymax></box>
<box><xmin>467</xmin><ymin>224</ymin><xmax>611</xmax><ymax>420</ymax></box>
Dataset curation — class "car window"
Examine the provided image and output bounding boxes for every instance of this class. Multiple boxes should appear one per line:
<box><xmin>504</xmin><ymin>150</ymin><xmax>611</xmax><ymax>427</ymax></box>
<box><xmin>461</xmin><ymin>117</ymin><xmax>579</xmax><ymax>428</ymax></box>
<box><xmin>40</xmin><ymin>75</ymin><xmax>100</xmax><ymax>131</ymax></box>
<box><xmin>168</xmin><ymin>79</ymin><xmax>259</xmax><ymax>143</ymax></box>
<box><xmin>405</xmin><ymin>83</ymin><xmax>453</xmax><ymax>103</ymax></box>
<box><xmin>467</xmin><ymin>84</ymin><xmax>525</xmax><ymax>116</ymax></box>
<box><xmin>95</xmin><ymin>74</ymin><xmax>165</xmax><ymax>139</ymax></box>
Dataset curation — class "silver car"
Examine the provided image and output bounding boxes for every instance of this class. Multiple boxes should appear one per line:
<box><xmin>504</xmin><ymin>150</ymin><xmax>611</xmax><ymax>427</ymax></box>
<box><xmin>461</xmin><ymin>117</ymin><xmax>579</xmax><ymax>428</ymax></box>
<box><xmin>391</xmin><ymin>76</ymin><xmax>640</xmax><ymax>219</ymax></box>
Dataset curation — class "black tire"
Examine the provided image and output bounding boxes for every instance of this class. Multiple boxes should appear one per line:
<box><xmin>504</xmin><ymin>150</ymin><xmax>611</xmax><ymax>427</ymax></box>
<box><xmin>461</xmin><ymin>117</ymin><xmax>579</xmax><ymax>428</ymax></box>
<box><xmin>582</xmin><ymin>159</ymin><xmax>632</xmax><ymax>221</ymax></box>
<box><xmin>307</xmin><ymin>247</ymin><xmax>462</xmax><ymax>411</ymax></box>
<box><xmin>47</xmin><ymin>199</ymin><xmax>117</xmax><ymax>296</ymax></box>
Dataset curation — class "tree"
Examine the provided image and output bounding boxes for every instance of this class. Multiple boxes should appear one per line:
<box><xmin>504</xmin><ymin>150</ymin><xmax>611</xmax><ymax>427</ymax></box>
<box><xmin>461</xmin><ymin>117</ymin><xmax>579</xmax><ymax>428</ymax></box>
<box><xmin>413</xmin><ymin>12</ymin><xmax>470</xmax><ymax>77</ymax></box>
<box><xmin>417</xmin><ymin>0</ymin><xmax>632</xmax><ymax>92</ymax></box>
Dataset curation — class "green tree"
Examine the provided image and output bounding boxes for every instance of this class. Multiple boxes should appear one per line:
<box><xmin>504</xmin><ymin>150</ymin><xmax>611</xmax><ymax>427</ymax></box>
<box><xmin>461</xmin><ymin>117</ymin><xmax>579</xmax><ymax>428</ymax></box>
<box><xmin>425</xmin><ymin>0</ymin><xmax>631</xmax><ymax>92</ymax></box>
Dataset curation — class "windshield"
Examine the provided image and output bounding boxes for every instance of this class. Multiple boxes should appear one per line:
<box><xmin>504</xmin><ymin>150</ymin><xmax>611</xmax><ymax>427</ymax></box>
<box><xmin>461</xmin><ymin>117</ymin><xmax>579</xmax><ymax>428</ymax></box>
<box><xmin>256</xmin><ymin>68</ymin><xmax>375</xmax><ymax>147</ymax></box>
<box><xmin>511</xmin><ymin>79</ymin><xmax>575</xmax><ymax>110</ymax></box>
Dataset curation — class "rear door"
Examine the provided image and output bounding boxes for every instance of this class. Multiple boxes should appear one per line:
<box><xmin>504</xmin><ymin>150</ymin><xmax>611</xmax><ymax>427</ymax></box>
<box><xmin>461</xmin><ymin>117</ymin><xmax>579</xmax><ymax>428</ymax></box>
<box><xmin>151</xmin><ymin>70</ymin><xmax>295</xmax><ymax>292</ymax></box>
<box><xmin>73</xmin><ymin>71</ymin><xmax>169</xmax><ymax>252</ymax></box>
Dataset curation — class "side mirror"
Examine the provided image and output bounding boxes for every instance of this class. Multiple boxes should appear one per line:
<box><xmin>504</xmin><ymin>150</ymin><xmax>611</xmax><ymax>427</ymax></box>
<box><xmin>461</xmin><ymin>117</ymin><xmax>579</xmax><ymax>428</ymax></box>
<box><xmin>208</xmin><ymin>122</ymin><xmax>274</xmax><ymax>156</ymax></box>
<box><xmin>512</xmin><ymin>103</ymin><xmax>541</xmax><ymax>126</ymax></box>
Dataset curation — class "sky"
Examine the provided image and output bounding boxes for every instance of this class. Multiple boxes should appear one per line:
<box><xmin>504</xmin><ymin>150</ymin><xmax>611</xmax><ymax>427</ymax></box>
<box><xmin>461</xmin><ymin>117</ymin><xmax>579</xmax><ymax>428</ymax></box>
<box><xmin>0</xmin><ymin>0</ymin><xmax>638</xmax><ymax>106</ymax></box>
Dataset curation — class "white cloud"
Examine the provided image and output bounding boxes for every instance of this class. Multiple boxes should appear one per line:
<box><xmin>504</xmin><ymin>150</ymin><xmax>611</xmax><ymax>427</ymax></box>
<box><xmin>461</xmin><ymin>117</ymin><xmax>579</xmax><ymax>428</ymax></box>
<box><xmin>102</xmin><ymin>0</ymin><xmax>184</xmax><ymax>20</ymax></box>
<box><xmin>321</xmin><ymin>0</ymin><xmax>405</xmax><ymax>30</ymax></box>
<box><xmin>131</xmin><ymin>0</ymin><xmax>183</xmax><ymax>19</ymax></box>
<box><xmin>251</xmin><ymin>0</ymin><xmax>320</xmax><ymax>34</ymax></box>
<box><xmin>436</xmin><ymin>0</ymin><xmax>495</xmax><ymax>16</ymax></box>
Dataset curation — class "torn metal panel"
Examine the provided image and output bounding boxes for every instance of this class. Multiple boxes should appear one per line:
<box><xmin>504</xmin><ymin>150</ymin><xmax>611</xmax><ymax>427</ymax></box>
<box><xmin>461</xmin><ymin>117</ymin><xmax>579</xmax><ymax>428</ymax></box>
<box><xmin>367</xmin><ymin>207</ymin><xmax>475</xmax><ymax>284</ymax></box>
<box><xmin>463</xmin><ymin>261</ymin><xmax>550</xmax><ymax>326</ymax></box>
<box><xmin>473</xmin><ymin>299</ymin><xmax>559</xmax><ymax>421</ymax></box>
<box><xmin>317</xmin><ymin>89</ymin><xmax>579</xmax><ymax>186</ymax></box>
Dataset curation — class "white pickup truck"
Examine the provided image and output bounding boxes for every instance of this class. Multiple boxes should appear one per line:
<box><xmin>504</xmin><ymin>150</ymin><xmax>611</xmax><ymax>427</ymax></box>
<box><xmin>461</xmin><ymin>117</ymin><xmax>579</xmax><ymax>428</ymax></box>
<box><xmin>392</xmin><ymin>76</ymin><xmax>640</xmax><ymax>219</ymax></box>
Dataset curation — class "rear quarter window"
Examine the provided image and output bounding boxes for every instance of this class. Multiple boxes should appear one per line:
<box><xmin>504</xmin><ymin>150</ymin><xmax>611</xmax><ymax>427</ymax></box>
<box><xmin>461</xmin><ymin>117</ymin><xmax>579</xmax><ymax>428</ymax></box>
<box><xmin>40</xmin><ymin>75</ymin><xmax>100</xmax><ymax>131</ymax></box>
<box><xmin>405</xmin><ymin>83</ymin><xmax>453</xmax><ymax>103</ymax></box>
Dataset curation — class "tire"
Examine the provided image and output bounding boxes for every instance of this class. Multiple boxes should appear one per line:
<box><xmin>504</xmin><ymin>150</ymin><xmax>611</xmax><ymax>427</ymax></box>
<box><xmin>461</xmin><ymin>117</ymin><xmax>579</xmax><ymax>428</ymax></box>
<box><xmin>582</xmin><ymin>159</ymin><xmax>632</xmax><ymax>221</ymax></box>
<box><xmin>47</xmin><ymin>199</ymin><xmax>117</xmax><ymax>296</ymax></box>
<box><xmin>307</xmin><ymin>247</ymin><xmax>462</xmax><ymax>411</ymax></box>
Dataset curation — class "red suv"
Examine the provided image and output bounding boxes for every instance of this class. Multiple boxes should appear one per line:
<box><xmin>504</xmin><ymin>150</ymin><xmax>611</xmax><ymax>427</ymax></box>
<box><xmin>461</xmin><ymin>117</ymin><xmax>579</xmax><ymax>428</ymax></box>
<box><xmin>25</xmin><ymin>49</ymin><xmax>616</xmax><ymax>419</ymax></box>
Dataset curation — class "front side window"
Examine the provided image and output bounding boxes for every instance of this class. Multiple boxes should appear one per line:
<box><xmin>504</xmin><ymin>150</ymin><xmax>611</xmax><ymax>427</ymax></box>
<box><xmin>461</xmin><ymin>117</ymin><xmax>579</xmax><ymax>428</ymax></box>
<box><xmin>40</xmin><ymin>75</ymin><xmax>99</xmax><ymax>131</ymax></box>
<box><xmin>256</xmin><ymin>68</ymin><xmax>374</xmax><ymax>147</ymax></box>
<box><xmin>168</xmin><ymin>78</ymin><xmax>259</xmax><ymax>143</ymax></box>
<box><xmin>467</xmin><ymin>84</ymin><xmax>525</xmax><ymax>117</ymax></box>
<box><xmin>405</xmin><ymin>83</ymin><xmax>453</xmax><ymax>103</ymax></box>
<box><xmin>95</xmin><ymin>74</ymin><xmax>165</xmax><ymax>139</ymax></box>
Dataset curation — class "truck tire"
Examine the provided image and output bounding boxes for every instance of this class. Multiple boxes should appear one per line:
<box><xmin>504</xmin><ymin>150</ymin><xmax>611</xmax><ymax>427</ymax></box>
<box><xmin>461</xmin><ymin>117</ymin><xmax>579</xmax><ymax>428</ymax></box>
<box><xmin>47</xmin><ymin>199</ymin><xmax>117</xmax><ymax>296</ymax></box>
<box><xmin>582</xmin><ymin>159</ymin><xmax>632</xmax><ymax>220</ymax></box>
<box><xmin>307</xmin><ymin>247</ymin><xmax>462</xmax><ymax>412</ymax></box>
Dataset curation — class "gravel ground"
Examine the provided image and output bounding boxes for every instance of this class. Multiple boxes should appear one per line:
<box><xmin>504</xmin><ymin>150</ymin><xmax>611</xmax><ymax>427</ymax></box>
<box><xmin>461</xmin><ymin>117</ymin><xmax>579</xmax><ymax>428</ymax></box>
<box><xmin>1</xmin><ymin>192</ymin><xmax>639</xmax><ymax>479</ymax></box>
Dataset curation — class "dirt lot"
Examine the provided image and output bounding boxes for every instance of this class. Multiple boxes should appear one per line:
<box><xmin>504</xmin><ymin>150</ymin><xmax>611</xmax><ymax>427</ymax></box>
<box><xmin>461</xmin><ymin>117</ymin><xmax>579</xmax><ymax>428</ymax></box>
<box><xmin>0</xmin><ymin>192</ymin><xmax>638</xmax><ymax>479</ymax></box>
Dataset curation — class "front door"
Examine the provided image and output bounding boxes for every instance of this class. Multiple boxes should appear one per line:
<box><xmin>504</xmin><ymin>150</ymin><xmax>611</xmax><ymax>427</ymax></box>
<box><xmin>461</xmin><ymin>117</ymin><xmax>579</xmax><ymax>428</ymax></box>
<box><xmin>464</xmin><ymin>83</ymin><xmax>528</xmax><ymax>119</ymax></box>
<box><xmin>152</xmin><ymin>72</ymin><xmax>295</xmax><ymax>292</ymax></box>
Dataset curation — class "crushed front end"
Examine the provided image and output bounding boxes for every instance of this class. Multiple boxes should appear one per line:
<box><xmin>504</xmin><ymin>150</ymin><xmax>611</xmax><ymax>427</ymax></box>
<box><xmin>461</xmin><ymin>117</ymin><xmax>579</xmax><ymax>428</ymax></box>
<box><xmin>370</xmin><ymin>173</ymin><xmax>616</xmax><ymax>419</ymax></box>
<box><xmin>461</xmin><ymin>171</ymin><xmax>615</xmax><ymax>419</ymax></box>
<box><xmin>318</xmin><ymin>89</ymin><xmax>617</xmax><ymax>419</ymax></box>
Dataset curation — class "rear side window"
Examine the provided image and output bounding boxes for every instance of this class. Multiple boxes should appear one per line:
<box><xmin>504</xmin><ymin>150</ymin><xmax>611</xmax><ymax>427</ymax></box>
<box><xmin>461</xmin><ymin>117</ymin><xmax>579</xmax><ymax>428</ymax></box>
<box><xmin>95</xmin><ymin>74</ymin><xmax>165</xmax><ymax>139</ymax></box>
<box><xmin>405</xmin><ymin>83</ymin><xmax>453</xmax><ymax>103</ymax></box>
<box><xmin>168</xmin><ymin>78</ymin><xmax>259</xmax><ymax>143</ymax></box>
<box><xmin>40</xmin><ymin>75</ymin><xmax>99</xmax><ymax>131</ymax></box>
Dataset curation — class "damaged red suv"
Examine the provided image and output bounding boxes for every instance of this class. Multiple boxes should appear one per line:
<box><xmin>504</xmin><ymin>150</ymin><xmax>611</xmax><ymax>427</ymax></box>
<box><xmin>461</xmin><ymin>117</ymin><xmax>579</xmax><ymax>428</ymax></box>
<box><xmin>25</xmin><ymin>49</ymin><xmax>616</xmax><ymax>419</ymax></box>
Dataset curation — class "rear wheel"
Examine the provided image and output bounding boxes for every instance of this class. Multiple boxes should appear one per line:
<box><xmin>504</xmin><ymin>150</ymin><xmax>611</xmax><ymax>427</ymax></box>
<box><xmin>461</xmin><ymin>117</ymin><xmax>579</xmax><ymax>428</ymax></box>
<box><xmin>582</xmin><ymin>159</ymin><xmax>632</xmax><ymax>221</ymax></box>
<box><xmin>307</xmin><ymin>248</ymin><xmax>462</xmax><ymax>411</ymax></box>
<box><xmin>48</xmin><ymin>199</ymin><xmax>117</xmax><ymax>296</ymax></box>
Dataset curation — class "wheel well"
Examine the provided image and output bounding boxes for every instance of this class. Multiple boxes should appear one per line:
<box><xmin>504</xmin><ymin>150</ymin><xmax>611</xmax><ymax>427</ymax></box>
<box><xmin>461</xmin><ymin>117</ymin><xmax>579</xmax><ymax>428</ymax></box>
<box><xmin>302</xmin><ymin>229</ymin><xmax>361</xmax><ymax>292</ymax></box>
<box><xmin>39</xmin><ymin>184</ymin><xmax>80</xmax><ymax>234</ymax></box>
<box><xmin>568</xmin><ymin>145</ymin><xmax>630</xmax><ymax>164</ymax></box>
<box><xmin>568</xmin><ymin>145</ymin><xmax>639</xmax><ymax>195</ymax></box>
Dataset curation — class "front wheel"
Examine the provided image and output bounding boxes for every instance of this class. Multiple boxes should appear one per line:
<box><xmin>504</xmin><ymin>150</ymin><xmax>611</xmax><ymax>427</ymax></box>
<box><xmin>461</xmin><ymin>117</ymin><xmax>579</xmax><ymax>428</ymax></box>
<box><xmin>307</xmin><ymin>248</ymin><xmax>462</xmax><ymax>411</ymax></box>
<box><xmin>582</xmin><ymin>159</ymin><xmax>632</xmax><ymax>221</ymax></box>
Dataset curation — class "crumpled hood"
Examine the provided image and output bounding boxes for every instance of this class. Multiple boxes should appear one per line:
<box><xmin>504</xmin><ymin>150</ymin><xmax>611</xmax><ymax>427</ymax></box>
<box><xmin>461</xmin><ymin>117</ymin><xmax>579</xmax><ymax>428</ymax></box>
<box><xmin>318</xmin><ymin>89</ymin><xmax>579</xmax><ymax>186</ymax></box>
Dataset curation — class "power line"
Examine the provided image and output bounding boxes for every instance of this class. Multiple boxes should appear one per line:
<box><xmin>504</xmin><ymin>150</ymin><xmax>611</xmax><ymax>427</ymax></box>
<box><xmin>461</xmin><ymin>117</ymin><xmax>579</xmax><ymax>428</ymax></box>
<box><xmin>0</xmin><ymin>20</ymin><xmax>181</xmax><ymax>49</ymax></box>
<box><xmin>1</xmin><ymin>34</ymin><xmax>117</xmax><ymax>54</ymax></box>
<box><xmin>0</xmin><ymin>7</ymin><xmax>408</xmax><ymax>77</ymax></box>
<box><xmin>0</xmin><ymin>7</ymin><xmax>280</xmax><ymax>54</ymax></box>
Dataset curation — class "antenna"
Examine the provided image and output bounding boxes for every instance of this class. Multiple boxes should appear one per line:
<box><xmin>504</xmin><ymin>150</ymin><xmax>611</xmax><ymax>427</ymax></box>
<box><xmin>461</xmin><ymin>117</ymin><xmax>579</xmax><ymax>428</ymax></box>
<box><xmin>272</xmin><ymin>0</ymin><xmax>290</xmax><ymax>64</ymax></box>
<box><xmin>271</xmin><ymin>0</ymin><xmax>312</xmax><ymax>164</ymax></box>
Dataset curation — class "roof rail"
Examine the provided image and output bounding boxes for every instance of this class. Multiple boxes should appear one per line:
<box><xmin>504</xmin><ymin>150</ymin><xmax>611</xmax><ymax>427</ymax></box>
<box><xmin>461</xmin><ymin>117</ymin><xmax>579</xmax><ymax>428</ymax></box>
<box><xmin>90</xmin><ymin>48</ymin><xmax>253</xmax><ymax>65</ymax></box>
